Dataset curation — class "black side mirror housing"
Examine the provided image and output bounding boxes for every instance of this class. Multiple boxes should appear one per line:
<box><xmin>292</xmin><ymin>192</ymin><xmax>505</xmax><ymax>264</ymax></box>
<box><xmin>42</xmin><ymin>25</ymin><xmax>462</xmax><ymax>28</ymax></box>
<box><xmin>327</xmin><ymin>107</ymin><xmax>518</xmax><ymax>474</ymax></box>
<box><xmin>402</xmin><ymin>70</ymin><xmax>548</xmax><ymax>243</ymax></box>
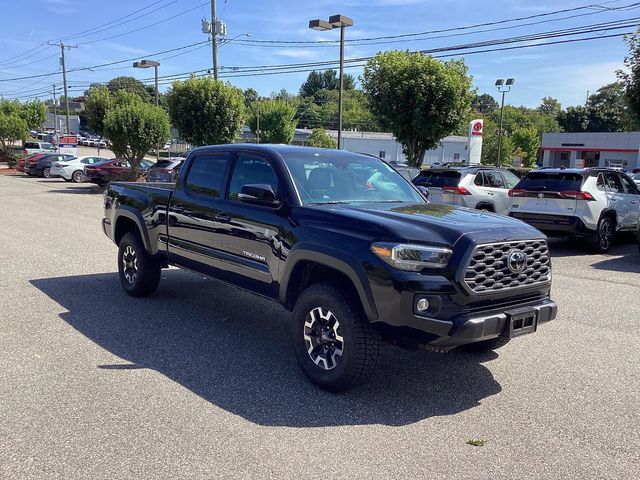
<box><xmin>238</xmin><ymin>184</ymin><xmax>281</xmax><ymax>207</ymax></box>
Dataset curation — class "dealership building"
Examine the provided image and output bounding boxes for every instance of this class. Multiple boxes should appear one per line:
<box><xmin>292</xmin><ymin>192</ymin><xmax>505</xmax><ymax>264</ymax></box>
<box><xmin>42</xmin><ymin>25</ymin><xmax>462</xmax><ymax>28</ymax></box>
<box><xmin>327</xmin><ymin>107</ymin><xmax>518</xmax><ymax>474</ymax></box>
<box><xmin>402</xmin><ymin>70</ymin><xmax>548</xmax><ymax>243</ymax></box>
<box><xmin>541</xmin><ymin>132</ymin><xmax>640</xmax><ymax>171</ymax></box>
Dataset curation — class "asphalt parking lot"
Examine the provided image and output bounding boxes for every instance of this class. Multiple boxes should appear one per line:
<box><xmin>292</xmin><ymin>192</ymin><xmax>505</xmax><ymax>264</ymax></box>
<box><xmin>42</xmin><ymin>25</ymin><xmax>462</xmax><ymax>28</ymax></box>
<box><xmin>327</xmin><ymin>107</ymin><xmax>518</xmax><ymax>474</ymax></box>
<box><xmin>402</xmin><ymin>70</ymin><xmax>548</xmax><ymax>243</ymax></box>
<box><xmin>1</xmin><ymin>174</ymin><xmax>639</xmax><ymax>479</ymax></box>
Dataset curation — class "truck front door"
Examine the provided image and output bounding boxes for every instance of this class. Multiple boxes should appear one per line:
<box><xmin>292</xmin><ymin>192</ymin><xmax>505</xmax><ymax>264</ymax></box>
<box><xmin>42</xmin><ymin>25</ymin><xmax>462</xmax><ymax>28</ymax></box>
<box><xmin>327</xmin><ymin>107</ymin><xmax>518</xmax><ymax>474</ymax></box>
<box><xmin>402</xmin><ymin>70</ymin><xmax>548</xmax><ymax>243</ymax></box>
<box><xmin>212</xmin><ymin>152</ymin><xmax>289</xmax><ymax>298</ymax></box>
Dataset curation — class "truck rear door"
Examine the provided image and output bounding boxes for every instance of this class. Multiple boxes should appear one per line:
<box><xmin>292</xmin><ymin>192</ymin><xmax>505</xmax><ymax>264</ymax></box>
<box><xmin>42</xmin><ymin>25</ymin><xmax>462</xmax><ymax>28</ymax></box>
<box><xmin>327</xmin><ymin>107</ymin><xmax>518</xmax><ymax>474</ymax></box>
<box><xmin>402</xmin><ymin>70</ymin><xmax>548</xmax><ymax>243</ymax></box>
<box><xmin>166</xmin><ymin>151</ymin><xmax>232</xmax><ymax>274</ymax></box>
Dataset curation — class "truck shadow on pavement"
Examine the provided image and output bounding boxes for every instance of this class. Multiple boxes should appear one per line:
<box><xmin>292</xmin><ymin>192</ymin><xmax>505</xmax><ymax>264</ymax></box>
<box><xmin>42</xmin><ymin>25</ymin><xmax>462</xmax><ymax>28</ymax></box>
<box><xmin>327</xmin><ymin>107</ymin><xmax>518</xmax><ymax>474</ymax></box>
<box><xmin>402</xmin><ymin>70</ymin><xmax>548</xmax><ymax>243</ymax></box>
<box><xmin>30</xmin><ymin>270</ymin><xmax>502</xmax><ymax>427</ymax></box>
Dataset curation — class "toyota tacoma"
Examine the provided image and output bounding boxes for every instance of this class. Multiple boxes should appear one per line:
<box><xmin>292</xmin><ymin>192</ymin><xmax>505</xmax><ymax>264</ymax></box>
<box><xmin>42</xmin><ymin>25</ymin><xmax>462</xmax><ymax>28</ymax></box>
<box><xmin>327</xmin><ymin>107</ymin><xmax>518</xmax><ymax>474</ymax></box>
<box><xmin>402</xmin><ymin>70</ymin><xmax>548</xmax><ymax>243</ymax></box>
<box><xmin>102</xmin><ymin>145</ymin><xmax>557</xmax><ymax>391</ymax></box>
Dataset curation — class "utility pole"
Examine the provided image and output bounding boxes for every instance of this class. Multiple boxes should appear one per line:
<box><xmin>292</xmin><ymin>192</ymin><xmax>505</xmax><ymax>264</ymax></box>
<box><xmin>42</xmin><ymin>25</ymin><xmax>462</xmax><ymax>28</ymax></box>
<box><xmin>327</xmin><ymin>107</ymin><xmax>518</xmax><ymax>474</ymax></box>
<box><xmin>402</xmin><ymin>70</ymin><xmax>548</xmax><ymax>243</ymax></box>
<box><xmin>211</xmin><ymin>0</ymin><xmax>218</xmax><ymax>79</ymax></box>
<box><xmin>52</xmin><ymin>84</ymin><xmax>59</xmax><ymax>151</ymax></box>
<box><xmin>49</xmin><ymin>41</ymin><xmax>77</xmax><ymax>134</ymax></box>
<box><xmin>256</xmin><ymin>103</ymin><xmax>260</xmax><ymax>144</ymax></box>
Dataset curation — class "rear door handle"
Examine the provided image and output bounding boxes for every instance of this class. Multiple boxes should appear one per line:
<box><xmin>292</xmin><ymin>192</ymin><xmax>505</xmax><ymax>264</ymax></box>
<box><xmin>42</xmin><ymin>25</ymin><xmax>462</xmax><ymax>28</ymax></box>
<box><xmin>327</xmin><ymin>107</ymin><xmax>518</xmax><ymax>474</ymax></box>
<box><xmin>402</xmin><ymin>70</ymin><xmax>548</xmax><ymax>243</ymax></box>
<box><xmin>214</xmin><ymin>213</ymin><xmax>231</xmax><ymax>223</ymax></box>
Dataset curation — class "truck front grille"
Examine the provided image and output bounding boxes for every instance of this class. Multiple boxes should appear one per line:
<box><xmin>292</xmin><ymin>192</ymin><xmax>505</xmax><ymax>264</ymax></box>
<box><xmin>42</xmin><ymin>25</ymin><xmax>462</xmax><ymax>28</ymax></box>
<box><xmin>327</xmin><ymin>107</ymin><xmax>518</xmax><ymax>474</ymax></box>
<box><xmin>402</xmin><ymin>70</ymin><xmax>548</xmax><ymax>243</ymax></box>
<box><xmin>463</xmin><ymin>240</ymin><xmax>551</xmax><ymax>294</ymax></box>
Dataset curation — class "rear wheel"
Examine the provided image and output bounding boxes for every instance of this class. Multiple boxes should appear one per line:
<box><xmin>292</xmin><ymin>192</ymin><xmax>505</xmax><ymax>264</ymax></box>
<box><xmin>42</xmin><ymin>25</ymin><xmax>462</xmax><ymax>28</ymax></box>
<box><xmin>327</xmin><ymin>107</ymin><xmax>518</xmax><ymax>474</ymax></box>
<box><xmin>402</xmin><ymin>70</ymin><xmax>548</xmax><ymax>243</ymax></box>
<box><xmin>589</xmin><ymin>216</ymin><xmax>614</xmax><ymax>253</ymax></box>
<box><xmin>117</xmin><ymin>232</ymin><xmax>161</xmax><ymax>297</ymax></box>
<box><xmin>42</xmin><ymin>167</ymin><xmax>51</xmax><ymax>178</ymax></box>
<box><xmin>462</xmin><ymin>336</ymin><xmax>511</xmax><ymax>352</ymax></box>
<box><xmin>291</xmin><ymin>282</ymin><xmax>381</xmax><ymax>392</ymax></box>
<box><xmin>72</xmin><ymin>170</ymin><xmax>83</xmax><ymax>183</ymax></box>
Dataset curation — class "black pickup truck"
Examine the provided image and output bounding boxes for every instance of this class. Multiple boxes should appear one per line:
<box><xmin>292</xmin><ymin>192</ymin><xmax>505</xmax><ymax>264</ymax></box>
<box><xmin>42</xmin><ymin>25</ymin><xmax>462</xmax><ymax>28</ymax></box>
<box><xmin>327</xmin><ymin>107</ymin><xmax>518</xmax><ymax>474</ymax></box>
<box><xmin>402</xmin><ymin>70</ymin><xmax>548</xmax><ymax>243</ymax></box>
<box><xmin>102</xmin><ymin>144</ymin><xmax>557</xmax><ymax>391</ymax></box>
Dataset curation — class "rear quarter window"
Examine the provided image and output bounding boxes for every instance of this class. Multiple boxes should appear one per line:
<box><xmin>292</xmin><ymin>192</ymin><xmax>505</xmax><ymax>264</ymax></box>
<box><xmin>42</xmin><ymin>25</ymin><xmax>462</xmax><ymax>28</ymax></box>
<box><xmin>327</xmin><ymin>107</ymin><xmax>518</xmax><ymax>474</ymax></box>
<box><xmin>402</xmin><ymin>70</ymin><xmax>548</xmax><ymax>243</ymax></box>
<box><xmin>517</xmin><ymin>172</ymin><xmax>584</xmax><ymax>192</ymax></box>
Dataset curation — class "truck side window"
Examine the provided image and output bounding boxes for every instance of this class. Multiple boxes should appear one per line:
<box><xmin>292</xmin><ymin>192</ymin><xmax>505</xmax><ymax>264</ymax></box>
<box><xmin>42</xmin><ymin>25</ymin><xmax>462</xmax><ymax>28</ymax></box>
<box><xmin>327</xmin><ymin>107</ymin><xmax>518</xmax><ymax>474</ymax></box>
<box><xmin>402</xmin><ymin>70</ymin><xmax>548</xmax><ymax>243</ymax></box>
<box><xmin>228</xmin><ymin>154</ymin><xmax>279</xmax><ymax>201</ymax></box>
<box><xmin>185</xmin><ymin>154</ymin><xmax>230</xmax><ymax>198</ymax></box>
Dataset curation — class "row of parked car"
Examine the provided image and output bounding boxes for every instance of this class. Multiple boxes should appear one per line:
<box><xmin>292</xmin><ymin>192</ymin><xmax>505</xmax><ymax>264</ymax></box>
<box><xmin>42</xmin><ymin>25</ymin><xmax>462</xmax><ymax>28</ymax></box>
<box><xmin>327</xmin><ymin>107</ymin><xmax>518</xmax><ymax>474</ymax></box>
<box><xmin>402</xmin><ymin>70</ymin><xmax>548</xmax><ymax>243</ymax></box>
<box><xmin>16</xmin><ymin>153</ymin><xmax>164</xmax><ymax>185</ymax></box>
<box><xmin>411</xmin><ymin>165</ymin><xmax>640</xmax><ymax>253</ymax></box>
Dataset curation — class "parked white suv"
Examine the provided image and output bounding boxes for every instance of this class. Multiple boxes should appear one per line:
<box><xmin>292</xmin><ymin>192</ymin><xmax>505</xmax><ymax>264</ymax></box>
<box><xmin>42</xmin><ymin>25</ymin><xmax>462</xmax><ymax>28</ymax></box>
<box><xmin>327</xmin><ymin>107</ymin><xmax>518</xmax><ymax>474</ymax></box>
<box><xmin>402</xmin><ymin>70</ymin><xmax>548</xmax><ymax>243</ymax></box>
<box><xmin>508</xmin><ymin>168</ymin><xmax>640</xmax><ymax>253</ymax></box>
<box><xmin>412</xmin><ymin>167</ymin><xmax>521</xmax><ymax>215</ymax></box>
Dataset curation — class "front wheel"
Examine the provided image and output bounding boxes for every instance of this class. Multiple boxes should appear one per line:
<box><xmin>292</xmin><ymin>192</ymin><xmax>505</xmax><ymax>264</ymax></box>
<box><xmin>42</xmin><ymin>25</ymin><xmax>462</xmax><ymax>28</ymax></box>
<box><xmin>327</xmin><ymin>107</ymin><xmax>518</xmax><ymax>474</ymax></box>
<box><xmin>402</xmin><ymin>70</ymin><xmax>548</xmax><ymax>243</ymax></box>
<box><xmin>117</xmin><ymin>232</ymin><xmax>161</xmax><ymax>297</ymax></box>
<box><xmin>589</xmin><ymin>216</ymin><xmax>614</xmax><ymax>253</ymax></box>
<box><xmin>291</xmin><ymin>282</ymin><xmax>381</xmax><ymax>392</ymax></box>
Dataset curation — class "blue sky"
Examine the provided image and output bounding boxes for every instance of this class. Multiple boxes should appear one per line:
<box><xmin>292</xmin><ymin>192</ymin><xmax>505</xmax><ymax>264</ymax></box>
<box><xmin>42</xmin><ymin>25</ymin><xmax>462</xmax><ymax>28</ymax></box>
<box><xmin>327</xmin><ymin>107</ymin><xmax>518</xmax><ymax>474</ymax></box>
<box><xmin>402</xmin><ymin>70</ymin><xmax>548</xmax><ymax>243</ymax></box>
<box><xmin>0</xmin><ymin>0</ymin><xmax>635</xmax><ymax>109</ymax></box>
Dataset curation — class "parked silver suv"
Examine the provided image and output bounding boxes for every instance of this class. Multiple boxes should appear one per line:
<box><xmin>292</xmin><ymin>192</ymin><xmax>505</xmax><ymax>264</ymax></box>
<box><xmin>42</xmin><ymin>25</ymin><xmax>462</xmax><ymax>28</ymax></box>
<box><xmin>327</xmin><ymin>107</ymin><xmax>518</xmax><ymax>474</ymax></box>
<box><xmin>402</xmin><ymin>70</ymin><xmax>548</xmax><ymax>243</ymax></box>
<box><xmin>412</xmin><ymin>166</ymin><xmax>521</xmax><ymax>215</ymax></box>
<box><xmin>508</xmin><ymin>168</ymin><xmax>640</xmax><ymax>253</ymax></box>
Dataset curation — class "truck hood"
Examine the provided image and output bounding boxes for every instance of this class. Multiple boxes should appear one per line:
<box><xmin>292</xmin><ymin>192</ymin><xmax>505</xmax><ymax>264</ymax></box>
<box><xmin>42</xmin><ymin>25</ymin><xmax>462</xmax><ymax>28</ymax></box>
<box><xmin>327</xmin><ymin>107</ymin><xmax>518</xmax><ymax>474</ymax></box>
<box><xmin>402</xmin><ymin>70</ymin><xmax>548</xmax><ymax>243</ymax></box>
<box><xmin>309</xmin><ymin>202</ymin><xmax>544</xmax><ymax>247</ymax></box>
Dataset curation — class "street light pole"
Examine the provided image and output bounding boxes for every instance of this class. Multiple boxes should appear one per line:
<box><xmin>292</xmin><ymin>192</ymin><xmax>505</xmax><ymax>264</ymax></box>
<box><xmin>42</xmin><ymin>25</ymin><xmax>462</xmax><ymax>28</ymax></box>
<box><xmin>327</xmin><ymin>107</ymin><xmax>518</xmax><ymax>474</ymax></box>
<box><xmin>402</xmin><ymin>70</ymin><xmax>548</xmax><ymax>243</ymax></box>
<box><xmin>495</xmin><ymin>78</ymin><xmax>515</xmax><ymax>167</ymax></box>
<box><xmin>309</xmin><ymin>14</ymin><xmax>353</xmax><ymax>150</ymax></box>
<box><xmin>134</xmin><ymin>59</ymin><xmax>161</xmax><ymax>161</ymax></box>
<box><xmin>337</xmin><ymin>22</ymin><xmax>345</xmax><ymax>150</ymax></box>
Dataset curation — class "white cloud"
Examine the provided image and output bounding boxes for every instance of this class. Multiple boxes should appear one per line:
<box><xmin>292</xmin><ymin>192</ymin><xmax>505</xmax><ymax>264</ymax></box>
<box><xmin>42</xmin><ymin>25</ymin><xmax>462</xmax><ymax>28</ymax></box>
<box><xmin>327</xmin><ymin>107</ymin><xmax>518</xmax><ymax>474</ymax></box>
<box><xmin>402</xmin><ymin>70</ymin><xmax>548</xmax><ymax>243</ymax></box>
<box><xmin>274</xmin><ymin>48</ymin><xmax>317</xmax><ymax>59</ymax></box>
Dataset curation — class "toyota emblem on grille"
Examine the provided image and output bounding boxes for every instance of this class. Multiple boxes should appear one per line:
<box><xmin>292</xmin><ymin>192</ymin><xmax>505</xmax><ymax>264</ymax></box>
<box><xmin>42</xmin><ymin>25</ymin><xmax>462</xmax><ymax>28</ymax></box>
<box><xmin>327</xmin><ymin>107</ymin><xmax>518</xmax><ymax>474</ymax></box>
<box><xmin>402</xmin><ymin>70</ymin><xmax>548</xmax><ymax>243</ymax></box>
<box><xmin>507</xmin><ymin>249</ymin><xmax>527</xmax><ymax>273</ymax></box>
<box><xmin>538</xmin><ymin>193</ymin><xmax>544</xmax><ymax>198</ymax></box>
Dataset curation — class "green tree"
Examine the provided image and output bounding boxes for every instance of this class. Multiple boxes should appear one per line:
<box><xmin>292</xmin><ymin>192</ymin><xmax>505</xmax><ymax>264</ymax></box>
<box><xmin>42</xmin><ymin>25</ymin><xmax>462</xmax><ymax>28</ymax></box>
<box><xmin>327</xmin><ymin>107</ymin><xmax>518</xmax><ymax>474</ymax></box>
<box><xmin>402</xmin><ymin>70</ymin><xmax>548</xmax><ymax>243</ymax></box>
<box><xmin>481</xmin><ymin>117</ymin><xmax>513</xmax><ymax>166</ymax></box>
<box><xmin>107</xmin><ymin>76</ymin><xmax>151</xmax><ymax>102</ymax></box>
<box><xmin>557</xmin><ymin>83</ymin><xmax>635</xmax><ymax>132</ymax></box>
<box><xmin>557</xmin><ymin>105</ymin><xmax>589</xmax><ymax>132</ymax></box>
<box><xmin>586</xmin><ymin>82</ymin><xmax>635</xmax><ymax>131</ymax></box>
<box><xmin>85</xmin><ymin>87</ymin><xmax>113</xmax><ymax>136</ymax></box>
<box><xmin>166</xmin><ymin>77</ymin><xmax>245</xmax><ymax>146</ymax></box>
<box><xmin>243</xmin><ymin>88</ymin><xmax>260</xmax><ymax>108</ymax></box>
<box><xmin>0</xmin><ymin>99</ymin><xmax>21</xmax><ymax>117</ymax></box>
<box><xmin>619</xmin><ymin>27</ymin><xmax>640</xmax><ymax>125</ymax></box>
<box><xmin>362</xmin><ymin>51</ymin><xmax>473</xmax><ymax>166</ymax></box>
<box><xmin>0</xmin><ymin>112</ymin><xmax>28</xmax><ymax>154</ymax></box>
<box><xmin>472</xmin><ymin>93</ymin><xmax>499</xmax><ymax>115</ymax></box>
<box><xmin>18</xmin><ymin>100</ymin><xmax>48</xmax><ymax>130</ymax></box>
<box><xmin>511</xmin><ymin>127</ymin><xmax>541</xmax><ymax>168</ymax></box>
<box><xmin>248</xmin><ymin>100</ymin><xmax>297</xmax><ymax>144</ymax></box>
<box><xmin>305</xmin><ymin>128</ymin><xmax>336</xmax><ymax>148</ymax></box>
<box><xmin>103</xmin><ymin>100</ymin><xmax>170</xmax><ymax>166</ymax></box>
<box><xmin>300</xmin><ymin>69</ymin><xmax>355</xmax><ymax>99</ymax></box>
<box><xmin>538</xmin><ymin>97</ymin><xmax>561</xmax><ymax>117</ymax></box>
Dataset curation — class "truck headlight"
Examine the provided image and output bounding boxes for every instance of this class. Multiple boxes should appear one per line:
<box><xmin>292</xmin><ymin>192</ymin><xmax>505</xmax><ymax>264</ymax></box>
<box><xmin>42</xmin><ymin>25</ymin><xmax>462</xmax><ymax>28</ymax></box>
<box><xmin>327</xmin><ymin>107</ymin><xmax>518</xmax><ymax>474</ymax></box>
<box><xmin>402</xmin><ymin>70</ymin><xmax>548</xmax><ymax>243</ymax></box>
<box><xmin>370</xmin><ymin>242</ymin><xmax>452</xmax><ymax>271</ymax></box>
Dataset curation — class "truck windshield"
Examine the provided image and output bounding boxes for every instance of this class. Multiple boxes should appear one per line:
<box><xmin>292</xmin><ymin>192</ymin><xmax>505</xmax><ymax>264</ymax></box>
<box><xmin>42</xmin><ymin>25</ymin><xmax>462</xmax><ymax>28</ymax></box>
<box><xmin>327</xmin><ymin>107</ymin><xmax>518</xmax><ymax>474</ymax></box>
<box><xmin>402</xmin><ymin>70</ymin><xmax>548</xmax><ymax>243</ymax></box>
<box><xmin>280</xmin><ymin>152</ymin><xmax>424</xmax><ymax>204</ymax></box>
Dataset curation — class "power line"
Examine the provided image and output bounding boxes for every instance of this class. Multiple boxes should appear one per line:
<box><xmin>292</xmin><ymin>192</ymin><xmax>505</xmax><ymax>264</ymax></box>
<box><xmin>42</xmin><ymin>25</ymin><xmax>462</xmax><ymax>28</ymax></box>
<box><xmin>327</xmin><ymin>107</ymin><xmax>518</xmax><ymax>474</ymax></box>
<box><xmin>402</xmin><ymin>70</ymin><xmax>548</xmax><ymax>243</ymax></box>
<box><xmin>78</xmin><ymin>1</ymin><xmax>209</xmax><ymax>46</ymax></box>
<box><xmin>232</xmin><ymin>2</ymin><xmax>640</xmax><ymax>49</ymax></box>
<box><xmin>0</xmin><ymin>41</ymin><xmax>210</xmax><ymax>83</ymax></box>
<box><xmin>235</xmin><ymin>0</ymin><xmax>636</xmax><ymax>45</ymax></box>
<box><xmin>0</xmin><ymin>0</ymin><xmax>174</xmax><ymax>66</ymax></box>
<box><xmin>59</xmin><ymin>0</ymin><xmax>180</xmax><ymax>42</ymax></box>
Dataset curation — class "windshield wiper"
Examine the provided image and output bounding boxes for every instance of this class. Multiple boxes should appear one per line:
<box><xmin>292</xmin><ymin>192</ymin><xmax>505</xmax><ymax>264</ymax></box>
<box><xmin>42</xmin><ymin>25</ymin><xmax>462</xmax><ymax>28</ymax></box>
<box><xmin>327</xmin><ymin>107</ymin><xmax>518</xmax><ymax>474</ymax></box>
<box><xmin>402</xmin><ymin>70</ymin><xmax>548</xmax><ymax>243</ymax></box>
<box><xmin>307</xmin><ymin>201</ymin><xmax>352</xmax><ymax>205</ymax></box>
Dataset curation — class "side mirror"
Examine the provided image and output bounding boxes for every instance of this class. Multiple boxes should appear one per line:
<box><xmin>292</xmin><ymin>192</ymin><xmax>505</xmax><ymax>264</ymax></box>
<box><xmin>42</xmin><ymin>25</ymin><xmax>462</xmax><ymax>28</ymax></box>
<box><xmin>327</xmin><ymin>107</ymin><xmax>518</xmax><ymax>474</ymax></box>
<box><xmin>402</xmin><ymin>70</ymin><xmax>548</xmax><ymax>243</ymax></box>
<box><xmin>416</xmin><ymin>185</ymin><xmax>430</xmax><ymax>201</ymax></box>
<box><xmin>238</xmin><ymin>184</ymin><xmax>281</xmax><ymax>207</ymax></box>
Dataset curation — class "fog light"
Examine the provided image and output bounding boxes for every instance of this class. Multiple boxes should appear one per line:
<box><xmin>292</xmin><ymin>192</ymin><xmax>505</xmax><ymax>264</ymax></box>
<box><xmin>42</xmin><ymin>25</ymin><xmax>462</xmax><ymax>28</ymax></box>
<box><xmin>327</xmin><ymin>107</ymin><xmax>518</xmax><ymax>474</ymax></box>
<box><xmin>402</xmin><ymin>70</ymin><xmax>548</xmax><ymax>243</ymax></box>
<box><xmin>416</xmin><ymin>298</ymin><xmax>430</xmax><ymax>312</ymax></box>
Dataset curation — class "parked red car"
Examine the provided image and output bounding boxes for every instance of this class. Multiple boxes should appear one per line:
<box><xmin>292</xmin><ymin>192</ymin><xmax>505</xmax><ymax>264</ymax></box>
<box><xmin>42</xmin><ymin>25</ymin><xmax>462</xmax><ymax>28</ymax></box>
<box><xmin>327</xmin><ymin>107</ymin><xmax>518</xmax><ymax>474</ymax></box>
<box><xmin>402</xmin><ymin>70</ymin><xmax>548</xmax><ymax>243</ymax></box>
<box><xmin>16</xmin><ymin>153</ymin><xmax>45</xmax><ymax>173</ymax></box>
<box><xmin>83</xmin><ymin>158</ymin><xmax>154</xmax><ymax>185</ymax></box>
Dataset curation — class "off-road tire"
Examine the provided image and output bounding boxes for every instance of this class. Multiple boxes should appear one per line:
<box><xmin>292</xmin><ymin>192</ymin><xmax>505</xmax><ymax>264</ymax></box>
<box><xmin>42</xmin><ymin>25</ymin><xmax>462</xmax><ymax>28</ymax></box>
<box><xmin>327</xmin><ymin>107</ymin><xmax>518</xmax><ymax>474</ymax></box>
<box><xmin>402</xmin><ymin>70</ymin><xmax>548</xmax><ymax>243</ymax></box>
<box><xmin>462</xmin><ymin>336</ymin><xmax>511</xmax><ymax>352</ymax></box>
<box><xmin>291</xmin><ymin>282</ymin><xmax>381</xmax><ymax>392</ymax></box>
<box><xmin>117</xmin><ymin>232</ymin><xmax>161</xmax><ymax>297</ymax></box>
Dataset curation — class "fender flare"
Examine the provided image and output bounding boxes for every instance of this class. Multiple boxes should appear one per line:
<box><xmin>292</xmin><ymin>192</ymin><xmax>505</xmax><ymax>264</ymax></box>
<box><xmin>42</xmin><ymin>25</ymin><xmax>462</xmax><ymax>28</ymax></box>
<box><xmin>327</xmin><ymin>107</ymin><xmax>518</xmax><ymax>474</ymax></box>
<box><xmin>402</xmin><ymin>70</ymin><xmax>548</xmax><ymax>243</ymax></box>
<box><xmin>114</xmin><ymin>206</ymin><xmax>154</xmax><ymax>254</ymax></box>
<box><xmin>280</xmin><ymin>245</ymin><xmax>379</xmax><ymax>321</ymax></box>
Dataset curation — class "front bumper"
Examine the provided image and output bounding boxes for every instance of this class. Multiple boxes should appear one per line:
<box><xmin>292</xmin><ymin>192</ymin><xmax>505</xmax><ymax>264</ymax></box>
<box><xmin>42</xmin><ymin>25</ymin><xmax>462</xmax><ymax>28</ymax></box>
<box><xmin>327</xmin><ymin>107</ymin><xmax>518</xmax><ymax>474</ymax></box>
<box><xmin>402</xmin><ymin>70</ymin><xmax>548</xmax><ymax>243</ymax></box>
<box><xmin>425</xmin><ymin>298</ymin><xmax>557</xmax><ymax>347</ymax></box>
